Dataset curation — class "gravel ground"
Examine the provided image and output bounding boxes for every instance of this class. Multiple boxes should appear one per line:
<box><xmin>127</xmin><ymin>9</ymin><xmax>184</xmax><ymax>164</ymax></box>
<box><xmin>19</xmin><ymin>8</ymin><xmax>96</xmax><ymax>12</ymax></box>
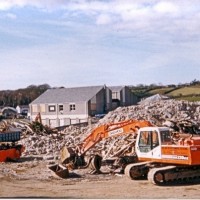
<box><xmin>0</xmin><ymin>156</ymin><xmax>200</xmax><ymax>199</ymax></box>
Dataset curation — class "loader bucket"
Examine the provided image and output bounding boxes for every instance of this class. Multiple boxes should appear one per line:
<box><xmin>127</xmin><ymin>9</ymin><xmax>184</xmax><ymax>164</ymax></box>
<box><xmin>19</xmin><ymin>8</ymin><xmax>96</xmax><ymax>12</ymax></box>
<box><xmin>48</xmin><ymin>164</ymin><xmax>69</xmax><ymax>179</ymax></box>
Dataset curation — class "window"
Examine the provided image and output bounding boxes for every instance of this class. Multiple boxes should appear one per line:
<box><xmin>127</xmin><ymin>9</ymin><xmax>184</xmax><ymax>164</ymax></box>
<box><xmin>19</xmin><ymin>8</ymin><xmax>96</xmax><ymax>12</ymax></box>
<box><xmin>139</xmin><ymin>131</ymin><xmax>150</xmax><ymax>146</ymax></box>
<box><xmin>49</xmin><ymin>105</ymin><xmax>56</xmax><ymax>112</ymax></box>
<box><xmin>70</xmin><ymin>104</ymin><xmax>76</xmax><ymax>111</ymax></box>
<box><xmin>138</xmin><ymin>131</ymin><xmax>159</xmax><ymax>153</ymax></box>
<box><xmin>161</xmin><ymin>130</ymin><xmax>172</xmax><ymax>144</ymax></box>
<box><xmin>40</xmin><ymin>104</ymin><xmax>46</xmax><ymax>113</ymax></box>
<box><xmin>32</xmin><ymin>105</ymin><xmax>38</xmax><ymax>112</ymax></box>
<box><xmin>59</xmin><ymin>105</ymin><xmax>63</xmax><ymax>112</ymax></box>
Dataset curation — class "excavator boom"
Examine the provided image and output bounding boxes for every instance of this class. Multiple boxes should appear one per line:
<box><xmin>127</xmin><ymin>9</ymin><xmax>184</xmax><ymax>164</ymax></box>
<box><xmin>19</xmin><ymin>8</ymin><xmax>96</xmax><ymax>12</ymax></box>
<box><xmin>79</xmin><ymin>119</ymin><xmax>154</xmax><ymax>155</ymax></box>
<box><xmin>60</xmin><ymin>119</ymin><xmax>154</xmax><ymax>168</ymax></box>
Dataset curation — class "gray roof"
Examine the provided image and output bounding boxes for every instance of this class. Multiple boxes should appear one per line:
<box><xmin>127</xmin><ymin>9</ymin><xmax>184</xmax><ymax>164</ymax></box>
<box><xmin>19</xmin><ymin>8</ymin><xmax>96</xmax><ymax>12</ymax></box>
<box><xmin>1</xmin><ymin>107</ymin><xmax>17</xmax><ymax>113</ymax></box>
<box><xmin>30</xmin><ymin>85</ymin><xmax>104</xmax><ymax>104</ymax></box>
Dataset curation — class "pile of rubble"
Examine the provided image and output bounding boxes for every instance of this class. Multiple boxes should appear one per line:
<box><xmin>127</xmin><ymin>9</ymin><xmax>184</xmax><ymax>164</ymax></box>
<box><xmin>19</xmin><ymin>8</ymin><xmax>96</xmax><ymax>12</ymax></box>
<box><xmin>19</xmin><ymin>124</ymin><xmax>89</xmax><ymax>160</ymax></box>
<box><xmin>1</xmin><ymin>99</ymin><xmax>200</xmax><ymax>162</ymax></box>
<box><xmin>99</xmin><ymin>99</ymin><xmax>200</xmax><ymax>134</ymax></box>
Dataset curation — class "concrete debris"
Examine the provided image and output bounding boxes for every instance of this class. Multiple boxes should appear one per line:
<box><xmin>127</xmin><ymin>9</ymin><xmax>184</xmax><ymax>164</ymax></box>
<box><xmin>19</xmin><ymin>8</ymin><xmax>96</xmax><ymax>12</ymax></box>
<box><xmin>139</xmin><ymin>94</ymin><xmax>169</xmax><ymax>104</ymax></box>
<box><xmin>1</xmin><ymin>99</ymin><xmax>200</xmax><ymax>162</ymax></box>
<box><xmin>98</xmin><ymin>99</ymin><xmax>200</xmax><ymax>134</ymax></box>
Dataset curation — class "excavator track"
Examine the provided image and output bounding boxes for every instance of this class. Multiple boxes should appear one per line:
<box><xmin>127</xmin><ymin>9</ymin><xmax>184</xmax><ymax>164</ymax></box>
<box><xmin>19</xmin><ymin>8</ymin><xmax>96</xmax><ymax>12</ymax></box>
<box><xmin>125</xmin><ymin>161</ymin><xmax>150</xmax><ymax>179</ymax></box>
<box><xmin>148</xmin><ymin>165</ymin><xmax>200</xmax><ymax>185</ymax></box>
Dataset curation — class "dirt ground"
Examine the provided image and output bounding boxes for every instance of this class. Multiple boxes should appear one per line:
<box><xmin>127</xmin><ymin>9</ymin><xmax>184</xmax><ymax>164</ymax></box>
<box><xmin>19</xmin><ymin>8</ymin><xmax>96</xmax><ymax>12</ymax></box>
<box><xmin>0</xmin><ymin>157</ymin><xmax>200</xmax><ymax>199</ymax></box>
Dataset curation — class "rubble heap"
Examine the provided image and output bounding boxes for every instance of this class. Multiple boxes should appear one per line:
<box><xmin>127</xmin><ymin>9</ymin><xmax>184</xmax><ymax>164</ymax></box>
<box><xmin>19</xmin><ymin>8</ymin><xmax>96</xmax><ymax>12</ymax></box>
<box><xmin>99</xmin><ymin>99</ymin><xmax>200</xmax><ymax>134</ymax></box>
<box><xmin>20</xmin><ymin>125</ymin><xmax>89</xmax><ymax>159</ymax></box>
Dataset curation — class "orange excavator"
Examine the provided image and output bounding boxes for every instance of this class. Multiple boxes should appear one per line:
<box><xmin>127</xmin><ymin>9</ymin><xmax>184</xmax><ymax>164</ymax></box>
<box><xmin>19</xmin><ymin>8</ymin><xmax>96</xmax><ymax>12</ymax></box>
<box><xmin>53</xmin><ymin>118</ymin><xmax>200</xmax><ymax>185</ymax></box>
<box><xmin>58</xmin><ymin>119</ymin><xmax>154</xmax><ymax>173</ymax></box>
<box><xmin>0</xmin><ymin>130</ymin><xmax>25</xmax><ymax>162</ymax></box>
<box><xmin>125</xmin><ymin>126</ymin><xmax>200</xmax><ymax>185</ymax></box>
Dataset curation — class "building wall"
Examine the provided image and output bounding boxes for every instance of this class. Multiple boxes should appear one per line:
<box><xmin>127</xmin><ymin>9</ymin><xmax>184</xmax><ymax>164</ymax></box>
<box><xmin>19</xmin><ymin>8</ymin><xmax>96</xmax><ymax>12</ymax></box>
<box><xmin>111</xmin><ymin>86</ymin><xmax>138</xmax><ymax>109</ymax></box>
<box><xmin>31</xmin><ymin>102</ymin><xmax>87</xmax><ymax>115</ymax></box>
<box><xmin>121</xmin><ymin>86</ymin><xmax>138</xmax><ymax>106</ymax></box>
<box><xmin>30</xmin><ymin>101</ymin><xmax>89</xmax><ymax>127</ymax></box>
<box><xmin>89</xmin><ymin>87</ymin><xmax>112</xmax><ymax>115</ymax></box>
<box><xmin>90</xmin><ymin>88</ymin><xmax>105</xmax><ymax>115</ymax></box>
<box><xmin>96</xmin><ymin>88</ymin><xmax>105</xmax><ymax>114</ymax></box>
<box><xmin>105</xmin><ymin>87</ymin><xmax>112</xmax><ymax>112</ymax></box>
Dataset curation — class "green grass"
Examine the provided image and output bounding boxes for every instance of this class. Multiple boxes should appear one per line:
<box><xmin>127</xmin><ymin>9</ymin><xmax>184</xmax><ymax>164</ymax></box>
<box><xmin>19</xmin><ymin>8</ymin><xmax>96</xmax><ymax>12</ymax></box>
<box><xmin>132</xmin><ymin>85</ymin><xmax>200</xmax><ymax>102</ymax></box>
<box><xmin>167</xmin><ymin>86</ymin><xmax>200</xmax><ymax>96</ymax></box>
<box><xmin>174</xmin><ymin>96</ymin><xmax>200</xmax><ymax>102</ymax></box>
<box><xmin>148</xmin><ymin>87</ymin><xmax>175</xmax><ymax>95</ymax></box>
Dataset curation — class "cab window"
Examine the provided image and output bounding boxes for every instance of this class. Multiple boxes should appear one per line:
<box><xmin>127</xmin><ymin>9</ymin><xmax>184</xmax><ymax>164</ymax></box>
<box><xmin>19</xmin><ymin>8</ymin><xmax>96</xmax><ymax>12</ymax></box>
<box><xmin>160</xmin><ymin>131</ymin><xmax>172</xmax><ymax>144</ymax></box>
<box><xmin>138</xmin><ymin>131</ymin><xmax>159</xmax><ymax>153</ymax></box>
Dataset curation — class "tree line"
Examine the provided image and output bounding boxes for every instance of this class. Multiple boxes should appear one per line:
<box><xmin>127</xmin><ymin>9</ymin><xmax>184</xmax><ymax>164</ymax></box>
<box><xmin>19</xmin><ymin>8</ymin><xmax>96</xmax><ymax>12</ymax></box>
<box><xmin>0</xmin><ymin>79</ymin><xmax>199</xmax><ymax>108</ymax></box>
<box><xmin>0</xmin><ymin>84</ymin><xmax>51</xmax><ymax>107</ymax></box>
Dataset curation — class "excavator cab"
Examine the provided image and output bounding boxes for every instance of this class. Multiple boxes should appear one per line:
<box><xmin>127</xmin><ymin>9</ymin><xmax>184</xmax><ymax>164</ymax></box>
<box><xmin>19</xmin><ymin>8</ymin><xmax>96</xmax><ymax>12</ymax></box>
<box><xmin>135</xmin><ymin>127</ymin><xmax>171</xmax><ymax>161</ymax></box>
<box><xmin>126</xmin><ymin>127</ymin><xmax>200</xmax><ymax>185</ymax></box>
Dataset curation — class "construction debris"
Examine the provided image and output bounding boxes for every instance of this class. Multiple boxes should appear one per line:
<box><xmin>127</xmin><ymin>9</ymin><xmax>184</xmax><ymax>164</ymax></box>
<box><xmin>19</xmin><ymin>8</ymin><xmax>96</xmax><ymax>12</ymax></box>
<box><xmin>99</xmin><ymin>99</ymin><xmax>200</xmax><ymax>134</ymax></box>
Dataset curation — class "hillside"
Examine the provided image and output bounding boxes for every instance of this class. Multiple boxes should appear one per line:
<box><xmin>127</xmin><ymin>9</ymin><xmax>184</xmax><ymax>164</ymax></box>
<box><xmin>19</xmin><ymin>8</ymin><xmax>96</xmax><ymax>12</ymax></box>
<box><xmin>154</xmin><ymin>86</ymin><xmax>200</xmax><ymax>102</ymax></box>
<box><xmin>132</xmin><ymin>81</ymin><xmax>200</xmax><ymax>102</ymax></box>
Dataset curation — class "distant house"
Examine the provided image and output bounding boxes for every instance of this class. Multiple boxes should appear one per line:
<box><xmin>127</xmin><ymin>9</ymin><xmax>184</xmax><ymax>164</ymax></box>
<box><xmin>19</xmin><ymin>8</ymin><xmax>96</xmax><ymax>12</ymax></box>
<box><xmin>109</xmin><ymin>86</ymin><xmax>138</xmax><ymax>110</ymax></box>
<box><xmin>16</xmin><ymin>105</ymin><xmax>29</xmax><ymax>116</ymax></box>
<box><xmin>29</xmin><ymin>85</ymin><xmax>112</xmax><ymax>127</ymax></box>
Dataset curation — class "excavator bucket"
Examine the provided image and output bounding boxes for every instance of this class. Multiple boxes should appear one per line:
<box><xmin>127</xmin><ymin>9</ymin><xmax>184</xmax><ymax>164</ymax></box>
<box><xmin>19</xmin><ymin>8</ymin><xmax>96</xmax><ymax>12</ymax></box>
<box><xmin>48</xmin><ymin>164</ymin><xmax>69</xmax><ymax>179</ymax></box>
<box><xmin>60</xmin><ymin>146</ymin><xmax>76</xmax><ymax>164</ymax></box>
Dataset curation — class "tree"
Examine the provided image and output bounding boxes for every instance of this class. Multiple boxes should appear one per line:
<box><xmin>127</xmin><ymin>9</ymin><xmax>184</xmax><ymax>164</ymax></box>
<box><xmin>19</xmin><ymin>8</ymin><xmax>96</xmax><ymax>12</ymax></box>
<box><xmin>0</xmin><ymin>84</ymin><xmax>51</xmax><ymax>107</ymax></box>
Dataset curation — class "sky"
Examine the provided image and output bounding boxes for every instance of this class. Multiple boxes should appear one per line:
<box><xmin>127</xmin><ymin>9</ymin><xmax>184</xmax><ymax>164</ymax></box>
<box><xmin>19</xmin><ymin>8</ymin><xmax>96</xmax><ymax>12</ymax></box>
<box><xmin>0</xmin><ymin>0</ymin><xmax>200</xmax><ymax>90</ymax></box>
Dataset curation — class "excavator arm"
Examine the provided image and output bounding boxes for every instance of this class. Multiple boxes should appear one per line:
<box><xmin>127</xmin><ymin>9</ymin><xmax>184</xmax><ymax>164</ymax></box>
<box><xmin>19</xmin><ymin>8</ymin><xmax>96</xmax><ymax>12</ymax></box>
<box><xmin>79</xmin><ymin>119</ymin><xmax>154</xmax><ymax>155</ymax></box>
<box><xmin>60</xmin><ymin>119</ymin><xmax>154</xmax><ymax>168</ymax></box>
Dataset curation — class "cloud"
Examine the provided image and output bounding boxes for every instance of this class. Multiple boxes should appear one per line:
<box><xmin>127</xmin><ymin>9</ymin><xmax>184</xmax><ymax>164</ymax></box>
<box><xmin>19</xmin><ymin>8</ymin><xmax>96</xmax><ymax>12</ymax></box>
<box><xmin>0</xmin><ymin>0</ymin><xmax>67</xmax><ymax>11</ymax></box>
<box><xmin>1</xmin><ymin>1</ymin><xmax>200</xmax><ymax>45</ymax></box>
<box><xmin>153</xmin><ymin>1</ymin><xmax>179</xmax><ymax>14</ymax></box>
<box><xmin>5</xmin><ymin>13</ymin><xmax>17</xmax><ymax>19</ymax></box>
<box><xmin>0</xmin><ymin>12</ymin><xmax>17</xmax><ymax>19</ymax></box>
<box><xmin>96</xmin><ymin>14</ymin><xmax>112</xmax><ymax>25</ymax></box>
<box><xmin>64</xmin><ymin>0</ymin><xmax>200</xmax><ymax>42</ymax></box>
<box><xmin>0</xmin><ymin>0</ymin><xmax>36</xmax><ymax>10</ymax></box>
